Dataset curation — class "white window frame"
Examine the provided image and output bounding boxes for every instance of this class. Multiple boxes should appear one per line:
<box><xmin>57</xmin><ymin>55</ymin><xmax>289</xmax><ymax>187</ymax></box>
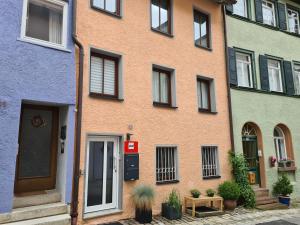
<box><xmin>274</xmin><ymin>127</ymin><xmax>287</xmax><ymax>161</ymax></box>
<box><xmin>155</xmin><ymin>146</ymin><xmax>178</xmax><ymax>183</ymax></box>
<box><xmin>287</xmin><ymin>8</ymin><xmax>300</xmax><ymax>34</ymax></box>
<box><xmin>262</xmin><ymin>0</ymin><xmax>276</xmax><ymax>26</ymax></box>
<box><xmin>236</xmin><ymin>52</ymin><xmax>253</xmax><ymax>88</ymax></box>
<box><xmin>201</xmin><ymin>146</ymin><xmax>220</xmax><ymax>179</ymax></box>
<box><xmin>268</xmin><ymin>59</ymin><xmax>283</xmax><ymax>92</ymax></box>
<box><xmin>233</xmin><ymin>0</ymin><xmax>248</xmax><ymax>17</ymax></box>
<box><xmin>293</xmin><ymin>63</ymin><xmax>300</xmax><ymax>95</ymax></box>
<box><xmin>20</xmin><ymin>0</ymin><xmax>68</xmax><ymax>49</ymax></box>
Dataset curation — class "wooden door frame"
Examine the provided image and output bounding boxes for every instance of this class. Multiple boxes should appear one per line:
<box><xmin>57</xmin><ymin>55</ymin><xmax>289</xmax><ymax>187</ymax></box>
<box><xmin>14</xmin><ymin>104</ymin><xmax>59</xmax><ymax>193</ymax></box>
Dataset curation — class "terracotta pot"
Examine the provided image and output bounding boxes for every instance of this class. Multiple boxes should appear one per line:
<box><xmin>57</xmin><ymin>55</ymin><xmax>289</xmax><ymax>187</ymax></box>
<box><xmin>223</xmin><ymin>200</ymin><xmax>237</xmax><ymax>210</ymax></box>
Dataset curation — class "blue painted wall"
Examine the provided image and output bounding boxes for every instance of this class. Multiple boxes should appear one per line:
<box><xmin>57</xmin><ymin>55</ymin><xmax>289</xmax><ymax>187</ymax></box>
<box><xmin>0</xmin><ymin>0</ymin><xmax>75</xmax><ymax>213</ymax></box>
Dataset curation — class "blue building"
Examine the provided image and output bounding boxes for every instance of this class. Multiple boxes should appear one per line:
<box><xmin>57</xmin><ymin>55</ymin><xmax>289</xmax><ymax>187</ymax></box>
<box><xmin>0</xmin><ymin>0</ymin><xmax>75</xmax><ymax>223</ymax></box>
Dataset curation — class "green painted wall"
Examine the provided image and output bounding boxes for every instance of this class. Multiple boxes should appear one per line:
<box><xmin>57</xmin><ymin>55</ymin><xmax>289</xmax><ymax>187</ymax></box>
<box><xmin>226</xmin><ymin>0</ymin><xmax>300</xmax><ymax>199</ymax></box>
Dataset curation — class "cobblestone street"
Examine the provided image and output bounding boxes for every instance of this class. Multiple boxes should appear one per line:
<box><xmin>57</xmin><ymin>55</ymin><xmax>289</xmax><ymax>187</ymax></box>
<box><xmin>120</xmin><ymin>208</ymin><xmax>300</xmax><ymax>225</ymax></box>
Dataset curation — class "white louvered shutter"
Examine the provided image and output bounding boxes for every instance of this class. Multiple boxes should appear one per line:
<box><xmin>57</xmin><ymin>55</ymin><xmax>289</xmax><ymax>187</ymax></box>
<box><xmin>90</xmin><ymin>56</ymin><xmax>103</xmax><ymax>94</ymax></box>
<box><xmin>104</xmin><ymin>59</ymin><xmax>116</xmax><ymax>95</ymax></box>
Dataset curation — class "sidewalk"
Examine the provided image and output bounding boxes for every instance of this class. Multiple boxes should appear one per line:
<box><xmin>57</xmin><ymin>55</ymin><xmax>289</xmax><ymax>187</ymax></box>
<box><xmin>120</xmin><ymin>208</ymin><xmax>300</xmax><ymax>225</ymax></box>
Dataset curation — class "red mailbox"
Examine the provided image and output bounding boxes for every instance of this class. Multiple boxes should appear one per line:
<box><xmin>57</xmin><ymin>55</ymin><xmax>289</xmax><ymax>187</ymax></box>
<box><xmin>124</xmin><ymin>141</ymin><xmax>138</xmax><ymax>154</ymax></box>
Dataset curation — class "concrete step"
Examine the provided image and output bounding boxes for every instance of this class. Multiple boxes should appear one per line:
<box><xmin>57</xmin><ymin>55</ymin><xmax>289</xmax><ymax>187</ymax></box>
<box><xmin>13</xmin><ymin>191</ymin><xmax>61</xmax><ymax>209</ymax></box>
<box><xmin>256</xmin><ymin>202</ymin><xmax>289</xmax><ymax>210</ymax></box>
<box><xmin>0</xmin><ymin>203</ymin><xmax>67</xmax><ymax>224</ymax></box>
<box><xmin>1</xmin><ymin>214</ymin><xmax>70</xmax><ymax>225</ymax></box>
<box><xmin>256</xmin><ymin>197</ymin><xmax>278</xmax><ymax>206</ymax></box>
<box><xmin>253</xmin><ymin>188</ymin><xmax>270</xmax><ymax>198</ymax></box>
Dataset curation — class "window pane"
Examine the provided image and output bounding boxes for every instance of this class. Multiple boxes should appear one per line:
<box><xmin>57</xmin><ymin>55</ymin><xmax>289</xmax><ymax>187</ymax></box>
<box><xmin>152</xmin><ymin>71</ymin><xmax>160</xmax><ymax>102</ymax></box>
<box><xmin>93</xmin><ymin>0</ymin><xmax>105</xmax><ymax>9</ymax></box>
<box><xmin>26</xmin><ymin>0</ymin><xmax>63</xmax><ymax>44</ymax></box>
<box><xmin>160</xmin><ymin>0</ymin><xmax>169</xmax><ymax>33</ymax></box>
<box><xmin>237</xmin><ymin>53</ymin><xmax>252</xmax><ymax>88</ymax></box>
<box><xmin>263</xmin><ymin>1</ymin><xmax>275</xmax><ymax>26</ymax></box>
<box><xmin>268</xmin><ymin>60</ymin><xmax>282</xmax><ymax>92</ymax></box>
<box><xmin>200</xmin><ymin>16</ymin><xmax>208</xmax><ymax>48</ymax></box>
<box><xmin>156</xmin><ymin>147</ymin><xmax>177</xmax><ymax>182</ymax></box>
<box><xmin>194</xmin><ymin>11</ymin><xmax>209</xmax><ymax>48</ymax></box>
<box><xmin>106</xmin><ymin>142</ymin><xmax>114</xmax><ymax>204</ymax></box>
<box><xmin>106</xmin><ymin>0</ymin><xmax>117</xmax><ymax>13</ymax></box>
<box><xmin>288</xmin><ymin>9</ymin><xmax>299</xmax><ymax>34</ymax></box>
<box><xmin>90</xmin><ymin>56</ymin><xmax>103</xmax><ymax>94</ymax></box>
<box><xmin>160</xmin><ymin>73</ymin><xmax>169</xmax><ymax>103</ymax></box>
<box><xmin>201</xmin><ymin>81</ymin><xmax>209</xmax><ymax>109</ymax></box>
<box><xmin>194</xmin><ymin>14</ymin><xmax>201</xmax><ymax>45</ymax></box>
<box><xmin>103</xmin><ymin>59</ymin><xmax>116</xmax><ymax>95</ymax></box>
<box><xmin>294</xmin><ymin>65</ymin><xmax>300</xmax><ymax>95</ymax></box>
<box><xmin>151</xmin><ymin>0</ymin><xmax>160</xmax><ymax>30</ymax></box>
<box><xmin>202</xmin><ymin>146</ymin><xmax>219</xmax><ymax>178</ymax></box>
<box><xmin>233</xmin><ymin>0</ymin><xmax>247</xmax><ymax>17</ymax></box>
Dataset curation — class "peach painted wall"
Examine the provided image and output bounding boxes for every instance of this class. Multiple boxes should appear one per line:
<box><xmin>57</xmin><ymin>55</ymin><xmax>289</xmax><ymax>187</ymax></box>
<box><xmin>76</xmin><ymin>0</ymin><xmax>232</xmax><ymax>224</ymax></box>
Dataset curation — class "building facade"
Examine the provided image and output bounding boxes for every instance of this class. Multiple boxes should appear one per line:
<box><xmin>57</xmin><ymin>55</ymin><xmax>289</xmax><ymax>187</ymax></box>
<box><xmin>226</xmin><ymin>0</ymin><xmax>300</xmax><ymax>199</ymax></box>
<box><xmin>0</xmin><ymin>0</ymin><xmax>76</xmax><ymax>217</ymax></box>
<box><xmin>75</xmin><ymin>0</ymin><xmax>232</xmax><ymax>224</ymax></box>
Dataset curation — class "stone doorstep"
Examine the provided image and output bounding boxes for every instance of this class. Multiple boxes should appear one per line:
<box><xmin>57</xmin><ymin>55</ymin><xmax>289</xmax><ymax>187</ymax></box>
<box><xmin>1</xmin><ymin>214</ymin><xmax>70</xmax><ymax>225</ymax></box>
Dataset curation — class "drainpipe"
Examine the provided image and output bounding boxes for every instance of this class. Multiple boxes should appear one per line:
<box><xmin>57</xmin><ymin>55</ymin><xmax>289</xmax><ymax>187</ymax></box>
<box><xmin>71</xmin><ymin>0</ymin><xmax>84</xmax><ymax>224</ymax></box>
<box><xmin>222</xmin><ymin>5</ymin><xmax>235</xmax><ymax>152</ymax></box>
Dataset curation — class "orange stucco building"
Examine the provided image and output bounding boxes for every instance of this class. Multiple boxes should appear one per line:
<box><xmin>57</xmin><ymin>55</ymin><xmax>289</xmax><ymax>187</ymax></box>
<box><xmin>75</xmin><ymin>0</ymin><xmax>232</xmax><ymax>224</ymax></box>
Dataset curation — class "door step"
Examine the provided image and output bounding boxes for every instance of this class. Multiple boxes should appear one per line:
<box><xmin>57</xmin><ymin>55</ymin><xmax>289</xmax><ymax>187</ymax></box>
<box><xmin>256</xmin><ymin>196</ymin><xmax>278</xmax><ymax>205</ymax></box>
<box><xmin>0</xmin><ymin>203</ymin><xmax>67</xmax><ymax>224</ymax></box>
<box><xmin>13</xmin><ymin>191</ymin><xmax>61</xmax><ymax>209</ymax></box>
<box><xmin>256</xmin><ymin>203</ymin><xmax>289</xmax><ymax>210</ymax></box>
<box><xmin>1</xmin><ymin>214</ymin><xmax>70</xmax><ymax>225</ymax></box>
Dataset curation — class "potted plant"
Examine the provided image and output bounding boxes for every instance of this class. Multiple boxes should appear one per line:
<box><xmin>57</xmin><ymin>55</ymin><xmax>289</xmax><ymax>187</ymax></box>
<box><xmin>132</xmin><ymin>185</ymin><xmax>155</xmax><ymax>224</ymax></box>
<box><xmin>190</xmin><ymin>189</ymin><xmax>201</xmax><ymax>198</ymax></box>
<box><xmin>218</xmin><ymin>181</ymin><xmax>240</xmax><ymax>210</ymax></box>
<box><xmin>162</xmin><ymin>189</ymin><xmax>182</xmax><ymax>220</ymax></box>
<box><xmin>273</xmin><ymin>174</ymin><xmax>293</xmax><ymax>206</ymax></box>
<box><xmin>206</xmin><ymin>189</ymin><xmax>216</xmax><ymax>197</ymax></box>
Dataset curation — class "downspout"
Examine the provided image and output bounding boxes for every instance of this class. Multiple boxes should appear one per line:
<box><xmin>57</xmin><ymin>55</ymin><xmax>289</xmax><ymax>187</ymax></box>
<box><xmin>71</xmin><ymin>0</ymin><xmax>84</xmax><ymax>224</ymax></box>
<box><xmin>222</xmin><ymin>5</ymin><xmax>235</xmax><ymax>152</ymax></box>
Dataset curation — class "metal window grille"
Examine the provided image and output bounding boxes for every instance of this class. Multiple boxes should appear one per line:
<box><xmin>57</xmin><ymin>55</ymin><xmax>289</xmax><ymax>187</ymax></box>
<box><xmin>202</xmin><ymin>146</ymin><xmax>220</xmax><ymax>178</ymax></box>
<box><xmin>156</xmin><ymin>146</ymin><xmax>177</xmax><ymax>182</ymax></box>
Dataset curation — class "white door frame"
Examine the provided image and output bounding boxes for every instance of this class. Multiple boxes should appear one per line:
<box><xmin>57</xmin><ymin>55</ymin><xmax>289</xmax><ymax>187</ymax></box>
<box><xmin>84</xmin><ymin>136</ymin><xmax>119</xmax><ymax>213</ymax></box>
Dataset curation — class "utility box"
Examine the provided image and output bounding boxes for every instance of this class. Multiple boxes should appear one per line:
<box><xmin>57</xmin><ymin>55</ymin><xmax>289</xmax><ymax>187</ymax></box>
<box><xmin>248</xmin><ymin>172</ymin><xmax>256</xmax><ymax>185</ymax></box>
<box><xmin>124</xmin><ymin>154</ymin><xmax>139</xmax><ymax>181</ymax></box>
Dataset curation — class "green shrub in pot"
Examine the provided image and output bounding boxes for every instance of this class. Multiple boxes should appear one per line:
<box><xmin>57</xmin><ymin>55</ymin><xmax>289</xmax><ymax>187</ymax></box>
<box><xmin>162</xmin><ymin>189</ymin><xmax>182</xmax><ymax>220</ymax></box>
<box><xmin>206</xmin><ymin>189</ymin><xmax>216</xmax><ymax>197</ymax></box>
<box><xmin>190</xmin><ymin>189</ymin><xmax>201</xmax><ymax>198</ymax></box>
<box><xmin>273</xmin><ymin>175</ymin><xmax>293</xmax><ymax>206</ymax></box>
<box><xmin>218</xmin><ymin>181</ymin><xmax>240</xmax><ymax>210</ymax></box>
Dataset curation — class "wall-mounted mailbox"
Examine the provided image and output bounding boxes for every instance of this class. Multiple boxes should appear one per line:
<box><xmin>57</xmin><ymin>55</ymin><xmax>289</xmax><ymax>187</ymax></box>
<box><xmin>124</xmin><ymin>154</ymin><xmax>139</xmax><ymax>181</ymax></box>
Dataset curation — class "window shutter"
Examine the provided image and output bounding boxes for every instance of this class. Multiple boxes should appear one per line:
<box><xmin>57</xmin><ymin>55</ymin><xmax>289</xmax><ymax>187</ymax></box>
<box><xmin>103</xmin><ymin>59</ymin><xmax>116</xmax><ymax>95</ymax></box>
<box><xmin>90</xmin><ymin>56</ymin><xmax>103</xmax><ymax>94</ymax></box>
<box><xmin>283</xmin><ymin>61</ymin><xmax>295</xmax><ymax>95</ymax></box>
<box><xmin>255</xmin><ymin>0</ymin><xmax>263</xmax><ymax>23</ymax></box>
<box><xmin>228</xmin><ymin>47</ymin><xmax>238</xmax><ymax>86</ymax></box>
<box><xmin>277</xmin><ymin>3</ymin><xmax>287</xmax><ymax>30</ymax></box>
<box><xmin>225</xmin><ymin>4</ymin><xmax>233</xmax><ymax>14</ymax></box>
<box><xmin>259</xmin><ymin>55</ymin><xmax>269</xmax><ymax>91</ymax></box>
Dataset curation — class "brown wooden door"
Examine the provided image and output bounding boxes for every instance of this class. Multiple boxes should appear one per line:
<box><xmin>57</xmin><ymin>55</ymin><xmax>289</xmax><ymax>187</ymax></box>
<box><xmin>15</xmin><ymin>104</ymin><xmax>59</xmax><ymax>193</ymax></box>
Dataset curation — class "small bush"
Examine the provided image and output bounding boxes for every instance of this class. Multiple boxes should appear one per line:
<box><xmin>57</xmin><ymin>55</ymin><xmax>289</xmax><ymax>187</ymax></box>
<box><xmin>218</xmin><ymin>181</ymin><xmax>240</xmax><ymax>200</ymax></box>
<box><xmin>190</xmin><ymin>189</ymin><xmax>201</xmax><ymax>198</ymax></box>
<box><xmin>273</xmin><ymin>174</ymin><xmax>293</xmax><ymax>197</ymax></box>
<box><xmin>132</xmin><ymin>185</ymin><xmax>155</xmax><ymax>210</ymax></box>
<box><xmin>206</xmin><ymin>189</ymin><xmax>216</xmax><ymax>197</ymax></box>
<box><xmin>166</xmin><ymin>189</ymin><xmax>181</xmax><ymax>211</ymax></box>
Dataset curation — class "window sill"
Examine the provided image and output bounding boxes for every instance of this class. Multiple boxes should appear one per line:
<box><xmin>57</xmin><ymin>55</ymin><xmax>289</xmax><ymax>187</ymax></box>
<box><xmin>156</xmin><ymin>180</ymin><xmax>179</xmax><ymax>185</ymax></box>
<box><xmin>91</xmin><ymin>5</ymin><xmax>122</xmax><ymax>19</ymax></box>
<box><xmin>18</xmin><ymin>37</ymin><xmax>71</xmax><ymax>53</ymax></box>
<box><xmin>231</xmin><ymin>86</ymin><xmax>300</xmax><ymax>98</ymax></box>
<box><xmin>151</xmin><ymin>28</ymin><xmax>174</xmax><ymax>38</ymax></box>
<box><xmin>83</xmin><ymin>208</ymin><xmax>123</xmax><ymax>220</ymax></box>
<box><xmin>153</xmin><ymin>102</ymin><xmax>178</xmax><ymax>109</ymax></box>
<box><xmin>89</xmin><ymin>93</ymin><xmax>124</xmax><ymax>102</ymax></box>
<box><xmin>198</xmin><ymin>108</ymin><xmax>217</xmax><ymax>114</ymax></box>
<box><xmin>195</xmin><ymin>44</ymin><xmax>212</xmax><ymax>52</ymax></box>
<box><xmin>203</xmin><ymin>175</ymin><xmax>221</xmax><ymax>180</ymax></box>
<box><xmin>278</xmin><ymin>166</ymin><xmax>297</xmax><ymax>172</ymax></box>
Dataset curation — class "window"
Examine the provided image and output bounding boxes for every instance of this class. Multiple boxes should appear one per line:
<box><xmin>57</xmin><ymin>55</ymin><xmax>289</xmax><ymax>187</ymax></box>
<box><xmin>294</xmin><ymin>64</ymin><xmax>300</xmax><ymax>95</ymax></box>
<box><xmin>21</xmin><ymin>0</ymin><xmax>67</xmax><ymax>47</ymax></box>
<box><xmin>233</xmin><ymin>0</ymin><xmax>248</xmax><ymax>17</ymax></box>
<box><xmin>236</xmin><ymin>52</ymin><xmax>253</xmax><ymax>88</ymax></box>
<box><xmin>201</xmin><ymin>146</ymin><xmax>220</xmax><ymax>179</ymax></box>
<box><xmin>197</xmin><ymin>79</ymin><xmax>211</xmax><ymax>111</ymax></box>
<box><xmin>92</xmin><ymin>0</ymin><xmax>120</xmax><ymax>15</ymax></box>
<box><xmin>274</xmin><ymin>127</ymin><xmax>287</xmax><ymax>161</ymax></box>
<box><xmin>268</xmin><ymin>59</ymin><xmax>283</xmax><ymax>92</ymax></box>
<box><xmin>262</xmin><ymin>0</ymin><xmax>276</xmax><ymax>26</ymax></box>
<box><xmin>156</xmin><ymin>146</ymin><xmax>178</xmax><ymax>183</ymax></box>
<box><xmin>152</xmin><ymin>68</ymin><xmax>171</xmax><ymax>105</ymax></box>
<box><xmin>151</xmin><ymin>0</ymin><xmax>171</xmax><ymax>34</ymax></box>
<box><xmin>194</xmin><ymin>10</ymin><xmax>210</xmax><ymax>49</ymax></box>
<box><xmin>90</xmin><ymin>52</ymin><xmax>118</xmax><ymax>98</ymax></box>
<box><xmin>287</xmin><ymin>8</ymin><xmax>300</xmax><ymax>34</ymax></box>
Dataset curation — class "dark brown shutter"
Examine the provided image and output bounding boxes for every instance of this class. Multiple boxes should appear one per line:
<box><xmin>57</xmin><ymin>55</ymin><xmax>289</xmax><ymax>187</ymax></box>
<box><xmin>283</xmin><ymin>61</ymin><xmax>295</xmax><ymax>95</ymax></box>
<box><xmin>278</xmin><ymin>3</ymin><xmax>287</xmax><ymax>30</ymax></box>
<box><xmin>255</xmin><ymin>0</ymin><xmax>263</xmax><ymax>23</ymax></box>
<box><xmin>259</xmin><ymin>55</ymin><xmax>269</xmax><ymax>91</ymax></box>
<box><xmin>228</xmin><ymin>47</ymin><xmax>238</xmax><ymax>86</ymax></box>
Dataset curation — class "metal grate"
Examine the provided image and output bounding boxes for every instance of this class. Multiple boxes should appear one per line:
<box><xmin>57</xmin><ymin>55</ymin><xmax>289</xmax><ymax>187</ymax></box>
<box><xmin>156</xmin><ymin>146</ymin><xmax>177</xmax><ymax>182</ymax></box>
<box><xmin>202</xmin><ymin>146</ymin><xmax>219</xmax><ymax>178</ymax></box>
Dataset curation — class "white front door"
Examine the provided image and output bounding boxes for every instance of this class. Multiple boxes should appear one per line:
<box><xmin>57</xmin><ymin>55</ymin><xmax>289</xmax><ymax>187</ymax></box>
<box><xmin>85</xmin><ymin>136</ymin><xmax>119</xmax><ymax>213</ymax></box>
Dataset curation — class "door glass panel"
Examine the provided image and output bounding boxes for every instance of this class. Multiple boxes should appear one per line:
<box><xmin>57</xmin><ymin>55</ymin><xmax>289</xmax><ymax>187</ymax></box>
<box><xmin>87</xmin><ymin>142</ymin><xmax>104</xmax><ymax>207</ymax></box>
<box><xmin>18</xmin><ymin>108</ymin><xmax>53</xmax><ymax>178</ymax></box>
<box><xmin>106</xmin><ymin>142</ymin><xmax>114</xmax><ymax>204</ymax></box>
<box><xmin>243</xmin><ymin>140</ymin><xmax>257</xmax><ymax>168</ymax></box>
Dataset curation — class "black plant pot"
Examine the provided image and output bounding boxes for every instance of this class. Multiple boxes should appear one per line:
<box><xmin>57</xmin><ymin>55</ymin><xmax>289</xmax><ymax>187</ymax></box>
<box><xmin>161</xmin><ymin>203</ymin><xmax>182</xmax><ymax>220</ymax></box>
<box><xmin>135</xmin><ymin>208</ymin><xmax>152</xmax><ymax>224</ymax></box>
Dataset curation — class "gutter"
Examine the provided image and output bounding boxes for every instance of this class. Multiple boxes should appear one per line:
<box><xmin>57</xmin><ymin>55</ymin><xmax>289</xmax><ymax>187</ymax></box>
<box><xmin>222</xmin><ymin>6</ymin><xmax>235</xmax><ymax>152</ymax></box>
<box><xmin>71</xmin><ymin>0</ymin><xmax>84</xmax><ymax>224</ymax></box>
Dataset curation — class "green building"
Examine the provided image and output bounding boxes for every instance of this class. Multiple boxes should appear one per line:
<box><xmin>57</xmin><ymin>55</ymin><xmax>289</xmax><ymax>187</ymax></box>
<box><xmin>225</xmin><ymin>0</ymin><xmax>300</xmax><ymax>202</ymax></box>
